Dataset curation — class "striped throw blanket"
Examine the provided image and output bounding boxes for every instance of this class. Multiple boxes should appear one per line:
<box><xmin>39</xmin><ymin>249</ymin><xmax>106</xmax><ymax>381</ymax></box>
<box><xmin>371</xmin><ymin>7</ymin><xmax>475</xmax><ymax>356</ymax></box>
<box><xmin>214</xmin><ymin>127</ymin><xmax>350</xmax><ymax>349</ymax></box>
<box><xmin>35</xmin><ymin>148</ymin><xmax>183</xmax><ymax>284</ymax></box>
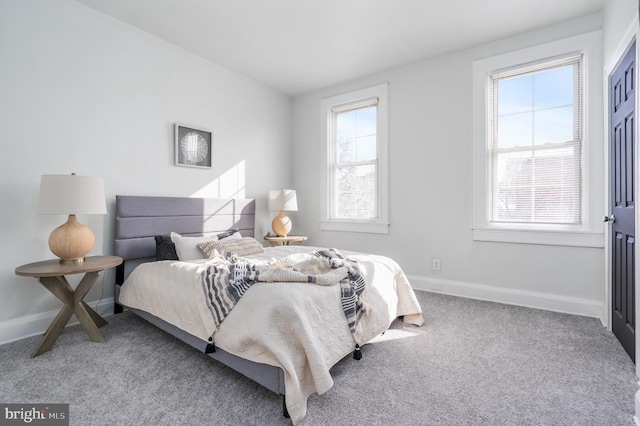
<box><xmin>200</xmin><ymin>249</ymin><xmax>367</xmax><ymax>345</ymax></box>
<box><xmin>311</xmin><ymin>249</ymin><xmax>367</xmax><ymax>339</ymax></box>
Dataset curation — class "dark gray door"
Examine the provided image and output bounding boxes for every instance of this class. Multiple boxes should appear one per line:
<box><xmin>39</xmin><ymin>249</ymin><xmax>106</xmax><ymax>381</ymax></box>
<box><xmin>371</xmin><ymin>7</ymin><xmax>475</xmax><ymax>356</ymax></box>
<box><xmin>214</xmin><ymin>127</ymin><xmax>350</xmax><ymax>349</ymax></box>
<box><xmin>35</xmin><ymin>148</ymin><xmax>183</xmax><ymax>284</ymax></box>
<box><xmin>609</xmin><ymin>41</ymin><xmax>636</xmax><ymax>362</ymax></box>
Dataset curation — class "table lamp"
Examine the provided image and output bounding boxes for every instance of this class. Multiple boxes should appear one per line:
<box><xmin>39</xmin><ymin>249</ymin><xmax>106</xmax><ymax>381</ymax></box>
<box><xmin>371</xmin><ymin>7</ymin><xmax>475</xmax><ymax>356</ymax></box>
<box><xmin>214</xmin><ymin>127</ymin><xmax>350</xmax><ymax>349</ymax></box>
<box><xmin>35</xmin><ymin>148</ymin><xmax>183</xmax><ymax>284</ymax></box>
<box><xmin>38</xmin><ymin>174</ymin><xmax>107</xmax><ymax>264</ymax></box>
<box><xmin>268</xmin><ymin>189</ymin><xmax>298</xmax><ymax>237</ymax></box>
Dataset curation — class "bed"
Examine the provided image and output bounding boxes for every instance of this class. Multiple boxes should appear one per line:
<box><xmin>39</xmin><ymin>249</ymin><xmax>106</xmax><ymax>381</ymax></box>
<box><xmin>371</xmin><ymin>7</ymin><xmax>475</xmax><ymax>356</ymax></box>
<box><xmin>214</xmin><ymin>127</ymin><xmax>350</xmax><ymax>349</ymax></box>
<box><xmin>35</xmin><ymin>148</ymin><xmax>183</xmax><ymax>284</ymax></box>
<box><xmin>114</xmin><ymin>195</ymin><xmax>424</xmax><ymax>424</ymax></box>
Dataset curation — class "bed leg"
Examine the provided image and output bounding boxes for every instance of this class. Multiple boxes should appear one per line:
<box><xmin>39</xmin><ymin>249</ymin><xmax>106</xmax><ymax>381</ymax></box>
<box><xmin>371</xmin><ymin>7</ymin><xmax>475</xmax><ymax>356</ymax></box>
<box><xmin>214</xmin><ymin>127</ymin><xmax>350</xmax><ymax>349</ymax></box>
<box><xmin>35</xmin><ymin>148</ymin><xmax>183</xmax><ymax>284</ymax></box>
<box><xmin>283</xmin><ymin>396</ymin><xmax>289</xmax><ymax>418</ymax></box>
<box><xmin>114</xmin><ymin>264</ymin><xmax>125</xmax><ymax>314</ymax></box>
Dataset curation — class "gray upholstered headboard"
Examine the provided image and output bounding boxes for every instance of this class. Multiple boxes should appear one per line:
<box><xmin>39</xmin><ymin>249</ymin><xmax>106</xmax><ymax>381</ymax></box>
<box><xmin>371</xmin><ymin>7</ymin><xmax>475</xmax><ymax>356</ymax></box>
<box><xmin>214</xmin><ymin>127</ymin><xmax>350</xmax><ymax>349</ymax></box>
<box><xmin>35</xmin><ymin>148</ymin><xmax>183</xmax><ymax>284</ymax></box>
<box><xmin>114</xmin><ymin>195</ymin><xmax>256</xmax><ymax>261</ymax></box>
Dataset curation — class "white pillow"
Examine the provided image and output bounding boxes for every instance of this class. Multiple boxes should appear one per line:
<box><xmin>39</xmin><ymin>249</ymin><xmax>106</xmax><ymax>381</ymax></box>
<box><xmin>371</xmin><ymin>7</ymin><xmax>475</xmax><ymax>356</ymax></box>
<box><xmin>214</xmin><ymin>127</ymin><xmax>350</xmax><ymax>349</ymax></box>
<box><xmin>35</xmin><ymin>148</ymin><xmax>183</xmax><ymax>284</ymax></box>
<box><xmin>170</xmin><ymin>232</ymin><xmax>218</xmax><ymax>261</ymax></box>
<box><xmin>222</xmin><ymin>231</ymin><xmax>242</xmax><ymax>240</ymax></box>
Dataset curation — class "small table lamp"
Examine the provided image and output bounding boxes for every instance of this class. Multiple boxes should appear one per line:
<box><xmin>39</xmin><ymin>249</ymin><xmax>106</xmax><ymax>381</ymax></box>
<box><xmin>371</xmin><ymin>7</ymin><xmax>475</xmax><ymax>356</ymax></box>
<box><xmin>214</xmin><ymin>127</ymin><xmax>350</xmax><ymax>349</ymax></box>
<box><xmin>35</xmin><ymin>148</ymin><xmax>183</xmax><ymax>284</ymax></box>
<box><xmin>38</xmin><ymin>174</ymin><xmax>107</xmax><ymax>264</ymax></box>
<box><xmin>268</xmin><ymin>189</ymin><xmax>298</xmax><ymax>237</ymax></box>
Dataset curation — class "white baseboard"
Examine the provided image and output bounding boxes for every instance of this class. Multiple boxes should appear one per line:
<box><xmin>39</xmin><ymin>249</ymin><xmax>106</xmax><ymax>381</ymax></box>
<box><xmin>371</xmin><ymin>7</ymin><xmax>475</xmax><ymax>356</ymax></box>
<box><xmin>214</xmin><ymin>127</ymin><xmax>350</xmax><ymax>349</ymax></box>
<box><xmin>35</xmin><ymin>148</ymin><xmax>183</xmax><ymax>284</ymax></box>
<box><xmin>408</xmin><ymin>275</ymin><xmax>605</xmax><ymax>324</ymax></box>
<box><xmin>0</xmin><ymin>298</ymin><xmax>115</xmax><ymax>346</ymax></box>
<box><xmin>635</xmin><ymin>390</ymin><xmax>640</xmax><ymax>426</ymax></box>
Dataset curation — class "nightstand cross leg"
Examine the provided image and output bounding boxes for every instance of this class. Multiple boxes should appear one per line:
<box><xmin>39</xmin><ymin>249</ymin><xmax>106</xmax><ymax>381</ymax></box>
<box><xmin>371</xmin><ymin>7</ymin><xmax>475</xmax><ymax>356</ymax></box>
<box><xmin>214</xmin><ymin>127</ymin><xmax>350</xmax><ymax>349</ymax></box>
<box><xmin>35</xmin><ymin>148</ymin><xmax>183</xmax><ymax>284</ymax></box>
<box><xmin>31</xmin><ymin>303</ymin><xmax>74</xmax><ymax>358</ymax></box>
<box><xmin>72</xmin><ymin>271</ymin><xmax>107</xmax><ymax>341</ymax></box>
<box><xmin>73</xmin><ymin>272</ymin><xmax>108</xmax><ymax>326</ymax></box>
<box><xmin>33</xmin><ymin>272</ymin><xmax>107</xmax><ymax>358</ymax></box>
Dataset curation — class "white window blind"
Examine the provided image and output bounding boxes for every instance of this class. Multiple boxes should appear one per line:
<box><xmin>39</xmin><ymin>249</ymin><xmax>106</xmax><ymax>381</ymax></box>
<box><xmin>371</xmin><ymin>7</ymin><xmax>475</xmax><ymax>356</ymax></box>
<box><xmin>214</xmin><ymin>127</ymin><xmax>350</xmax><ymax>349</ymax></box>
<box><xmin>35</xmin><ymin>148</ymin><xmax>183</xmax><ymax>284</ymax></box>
<box><xmin>489</xmin><ymin>55</ymin><xmax>582</xmax><ymax>225</ymax></box>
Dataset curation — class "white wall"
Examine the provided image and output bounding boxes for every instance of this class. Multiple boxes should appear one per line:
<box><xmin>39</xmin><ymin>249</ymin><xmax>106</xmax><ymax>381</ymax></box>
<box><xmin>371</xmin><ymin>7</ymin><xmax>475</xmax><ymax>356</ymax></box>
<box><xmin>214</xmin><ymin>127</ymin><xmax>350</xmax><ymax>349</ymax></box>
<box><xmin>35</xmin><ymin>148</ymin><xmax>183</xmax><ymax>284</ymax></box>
<box><xmin>0</xmin><ymin>0</ymin><xmax>291</xmax><ymax>342</ymax></box>
<box><xmin>292</xmin><ymin>14</ymin><xmax>605</xmax><ymax>318</ymax></box>
<box><xmin>603</xmin><ymin>0</ymin><xmax>637</xmax><ymax>59</ymax></box>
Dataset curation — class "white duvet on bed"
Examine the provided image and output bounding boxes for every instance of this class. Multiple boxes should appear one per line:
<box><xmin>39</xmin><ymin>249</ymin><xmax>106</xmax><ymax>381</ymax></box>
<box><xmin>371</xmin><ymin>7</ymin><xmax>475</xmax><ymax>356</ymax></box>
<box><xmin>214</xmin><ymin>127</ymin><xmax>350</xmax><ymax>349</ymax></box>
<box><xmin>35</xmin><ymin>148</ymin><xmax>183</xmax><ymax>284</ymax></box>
<box><xmin>118</xmin><ymin>246</ymin><xmax>423</xmax><ymax>424</ymax></box>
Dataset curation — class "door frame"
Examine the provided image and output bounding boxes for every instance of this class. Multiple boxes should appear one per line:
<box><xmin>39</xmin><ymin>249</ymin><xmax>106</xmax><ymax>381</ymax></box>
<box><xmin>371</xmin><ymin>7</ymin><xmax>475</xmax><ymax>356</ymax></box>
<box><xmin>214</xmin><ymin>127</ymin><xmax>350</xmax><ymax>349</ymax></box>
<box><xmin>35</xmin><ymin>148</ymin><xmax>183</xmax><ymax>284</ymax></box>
<box><xmin>604</xmin><ymin>22</ymin><xmax>639</xmax><ymax>373</ymax></box>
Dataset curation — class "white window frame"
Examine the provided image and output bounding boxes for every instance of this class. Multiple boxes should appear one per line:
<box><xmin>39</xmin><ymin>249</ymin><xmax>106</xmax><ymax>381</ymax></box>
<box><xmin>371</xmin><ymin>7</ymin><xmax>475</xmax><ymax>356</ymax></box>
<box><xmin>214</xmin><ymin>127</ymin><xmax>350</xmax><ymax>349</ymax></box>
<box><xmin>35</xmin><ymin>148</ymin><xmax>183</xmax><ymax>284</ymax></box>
<box><xmin>320</xmin><ymin>83</ymin><xmax>389</xmax><ymax>234</ymax></box>
<box><xmin>472</xmin><ymin>31</ymin><xmax>604</xmax><ymax>247</ymax></box>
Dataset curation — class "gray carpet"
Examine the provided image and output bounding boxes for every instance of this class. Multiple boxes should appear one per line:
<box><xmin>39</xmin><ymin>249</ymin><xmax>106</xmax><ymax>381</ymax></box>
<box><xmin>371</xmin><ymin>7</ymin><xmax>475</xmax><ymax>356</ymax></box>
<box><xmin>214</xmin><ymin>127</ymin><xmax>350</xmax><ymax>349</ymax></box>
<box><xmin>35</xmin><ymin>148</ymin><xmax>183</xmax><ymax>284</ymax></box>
<box><xmin>0</xmin><ymin>291</ymin><xmax>636</xmax><ymax>425</ymax></box>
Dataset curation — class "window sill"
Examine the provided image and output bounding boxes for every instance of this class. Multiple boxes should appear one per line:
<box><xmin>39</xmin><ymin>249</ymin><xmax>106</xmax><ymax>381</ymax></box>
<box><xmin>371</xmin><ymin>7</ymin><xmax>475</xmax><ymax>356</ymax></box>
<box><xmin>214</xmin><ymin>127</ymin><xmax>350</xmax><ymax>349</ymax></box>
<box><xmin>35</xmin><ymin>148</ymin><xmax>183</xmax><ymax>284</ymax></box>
<box><xmin>320</xmin><ymin>220</ymin><xmax>390</xmax><ymax>234</ymax></box>
<box><xmin>472</xmin><ymin>228</ymin><xmax>604</xmax><ymax>248</ymax></box>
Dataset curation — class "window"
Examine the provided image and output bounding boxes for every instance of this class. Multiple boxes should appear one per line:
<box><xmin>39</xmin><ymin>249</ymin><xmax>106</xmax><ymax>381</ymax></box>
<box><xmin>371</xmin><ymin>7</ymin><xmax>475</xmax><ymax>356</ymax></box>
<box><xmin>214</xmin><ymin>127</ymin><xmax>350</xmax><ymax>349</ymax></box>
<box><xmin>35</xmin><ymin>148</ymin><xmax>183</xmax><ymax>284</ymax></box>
<box><xmin>472</xmin><ymin>32</ymin><xmax>603</xmax><ymax>247</ymax></box>
<box><xmin>490</xmin><ymin>56</ymin><xmax>582</xmax><ymax>225</ymax></box>
<box><xmin>321</xmin><ymin>83</ymin><xmax>389</xmax><ymax>234</ymax></box>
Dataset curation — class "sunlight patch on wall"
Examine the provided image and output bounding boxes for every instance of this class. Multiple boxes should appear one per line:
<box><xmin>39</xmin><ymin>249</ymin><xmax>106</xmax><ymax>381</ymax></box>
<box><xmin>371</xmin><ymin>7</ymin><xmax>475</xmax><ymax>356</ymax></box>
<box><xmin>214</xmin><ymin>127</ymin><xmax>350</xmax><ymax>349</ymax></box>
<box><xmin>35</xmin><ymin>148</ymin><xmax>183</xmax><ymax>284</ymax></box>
<box><xmin>191</xmin><ymin>160</ymin><xmax>245</xmax><ymax>198</ymax></box>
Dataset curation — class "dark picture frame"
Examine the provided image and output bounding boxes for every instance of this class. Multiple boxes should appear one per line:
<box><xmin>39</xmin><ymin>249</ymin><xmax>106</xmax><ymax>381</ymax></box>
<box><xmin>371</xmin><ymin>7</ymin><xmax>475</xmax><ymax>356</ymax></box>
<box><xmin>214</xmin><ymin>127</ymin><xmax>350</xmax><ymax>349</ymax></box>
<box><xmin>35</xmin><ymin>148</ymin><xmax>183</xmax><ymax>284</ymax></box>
<box><xmin>174</xmin><ymin>124</ymin><xmax>212</xmax><ymax>169</ymax></box>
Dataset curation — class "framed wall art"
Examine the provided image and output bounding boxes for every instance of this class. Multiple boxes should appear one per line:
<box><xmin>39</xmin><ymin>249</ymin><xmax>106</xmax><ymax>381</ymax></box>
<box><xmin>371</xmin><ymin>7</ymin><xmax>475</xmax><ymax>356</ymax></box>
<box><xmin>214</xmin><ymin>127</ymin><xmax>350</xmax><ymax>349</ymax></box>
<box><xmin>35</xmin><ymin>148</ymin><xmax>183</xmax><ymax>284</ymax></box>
<box><xmin>174</xmin><ymin>124</ymin><xmax>212</xmax><ymax>168</ymax></box>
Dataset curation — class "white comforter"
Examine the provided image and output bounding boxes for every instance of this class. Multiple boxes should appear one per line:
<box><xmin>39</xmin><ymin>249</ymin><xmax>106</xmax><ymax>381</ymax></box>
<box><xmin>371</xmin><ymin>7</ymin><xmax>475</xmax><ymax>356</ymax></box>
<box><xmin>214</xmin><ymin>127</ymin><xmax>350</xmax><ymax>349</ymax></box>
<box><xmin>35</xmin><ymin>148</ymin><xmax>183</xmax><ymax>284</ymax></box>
<box><xmin>119</xmin><ymin>246</ymin><xmax>424</xmax><ymax>424</ymax></box>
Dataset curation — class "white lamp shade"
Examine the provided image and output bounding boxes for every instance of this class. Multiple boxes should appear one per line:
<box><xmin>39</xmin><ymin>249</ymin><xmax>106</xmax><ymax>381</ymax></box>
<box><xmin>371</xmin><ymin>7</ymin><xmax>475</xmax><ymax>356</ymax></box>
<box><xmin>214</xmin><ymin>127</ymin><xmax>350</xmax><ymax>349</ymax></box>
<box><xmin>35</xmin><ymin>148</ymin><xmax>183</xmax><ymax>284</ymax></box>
<box><xmin>38</xmin><ymin>174</ymin><xmax>107</xmax><ymax>215</ymax></box>
<box><xmin>268</xmin><ymin>189</ymin><xmax>298</xmax><ymax>211</ymax></box>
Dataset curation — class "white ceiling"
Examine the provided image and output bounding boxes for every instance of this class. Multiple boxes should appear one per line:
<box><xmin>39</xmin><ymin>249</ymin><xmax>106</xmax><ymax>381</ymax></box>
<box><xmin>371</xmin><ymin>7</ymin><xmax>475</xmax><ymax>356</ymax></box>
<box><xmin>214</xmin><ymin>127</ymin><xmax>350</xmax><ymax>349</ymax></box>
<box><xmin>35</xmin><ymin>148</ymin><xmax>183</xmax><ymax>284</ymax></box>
<box><xmin>74</xmin><ymin>0</ymin><xmax>604</xmax><ymax>95</ymax></box>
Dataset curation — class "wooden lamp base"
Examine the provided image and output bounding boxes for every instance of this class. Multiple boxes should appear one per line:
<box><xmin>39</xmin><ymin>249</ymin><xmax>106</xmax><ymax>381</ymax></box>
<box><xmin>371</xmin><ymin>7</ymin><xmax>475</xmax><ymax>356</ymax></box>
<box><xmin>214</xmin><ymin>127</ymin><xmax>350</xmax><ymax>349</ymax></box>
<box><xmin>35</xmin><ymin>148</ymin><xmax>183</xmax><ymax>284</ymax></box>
<box><xmin>272</xmin><ymin>210</ymin><xmax>292</xmax><ymax>237</ymax></box>
<box><xmin>48</xmin><ymin>214</ymin><xmax>95</xmax><ymax>264</ymax></box>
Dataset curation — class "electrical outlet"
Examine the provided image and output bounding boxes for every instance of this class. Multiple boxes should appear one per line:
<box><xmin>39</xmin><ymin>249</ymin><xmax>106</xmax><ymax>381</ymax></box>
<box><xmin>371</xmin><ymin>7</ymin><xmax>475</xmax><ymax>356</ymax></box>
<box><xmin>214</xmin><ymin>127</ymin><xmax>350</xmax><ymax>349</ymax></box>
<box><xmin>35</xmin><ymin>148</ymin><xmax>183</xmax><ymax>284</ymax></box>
<box><xmin>432</xmin><ymin>259</ymin><xmax>441</xmax><ymax>271</ymax></box>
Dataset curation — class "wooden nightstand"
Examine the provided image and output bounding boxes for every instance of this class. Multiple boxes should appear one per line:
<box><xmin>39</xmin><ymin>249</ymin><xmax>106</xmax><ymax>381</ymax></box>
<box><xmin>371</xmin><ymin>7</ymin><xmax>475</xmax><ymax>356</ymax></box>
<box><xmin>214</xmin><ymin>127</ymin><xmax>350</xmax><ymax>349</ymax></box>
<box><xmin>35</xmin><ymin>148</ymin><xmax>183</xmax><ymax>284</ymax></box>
<box><xmin>15</xmin><ymin>255</ymin><xmax>123</xmax><ymax>357</ymax></box>
<box><xmin>264</xmin><ymin>236</ymin><xmax>308</xmax><ymax>246</ymax></box>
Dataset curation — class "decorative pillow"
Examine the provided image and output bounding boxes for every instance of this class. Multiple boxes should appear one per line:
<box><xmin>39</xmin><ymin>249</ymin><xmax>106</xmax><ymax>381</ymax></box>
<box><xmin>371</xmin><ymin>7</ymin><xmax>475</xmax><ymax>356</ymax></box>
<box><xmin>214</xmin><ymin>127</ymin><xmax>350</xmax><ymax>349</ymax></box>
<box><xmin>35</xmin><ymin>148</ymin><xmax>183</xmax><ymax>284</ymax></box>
<box><xmin>170</xmin><ymin>232</ymin><xmax>218</xmax><ymax>261</ymax></box>
<box><xmin>197</xmin><ymin>237</ymin><xmax>264</xmax><ymax>259</ymax></box>
<box><xmin>154</xmin><ymin>235</ymin><xmax>179</xmax><ymax>261</ymax></box>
